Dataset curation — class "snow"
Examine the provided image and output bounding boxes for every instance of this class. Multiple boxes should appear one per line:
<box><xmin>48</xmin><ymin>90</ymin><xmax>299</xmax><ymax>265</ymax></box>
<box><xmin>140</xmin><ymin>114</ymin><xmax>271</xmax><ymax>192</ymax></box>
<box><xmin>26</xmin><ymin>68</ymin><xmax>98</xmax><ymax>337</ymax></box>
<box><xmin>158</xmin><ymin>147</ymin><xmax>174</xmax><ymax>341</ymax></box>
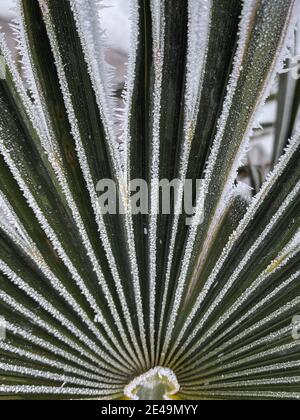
<box><xmin>0</xmin><ymin>0</ymin><xmax>15</xmax><ymax>20</ymax></box>
<box><xmin>100</xmin><ymin>0</ymin><xmax>130</xmax><ymax>54</ymax></box>
<box><xmin>0</xmin><ymin>0</ymin><xmax>130</xmax><ymax>50</ymax></box>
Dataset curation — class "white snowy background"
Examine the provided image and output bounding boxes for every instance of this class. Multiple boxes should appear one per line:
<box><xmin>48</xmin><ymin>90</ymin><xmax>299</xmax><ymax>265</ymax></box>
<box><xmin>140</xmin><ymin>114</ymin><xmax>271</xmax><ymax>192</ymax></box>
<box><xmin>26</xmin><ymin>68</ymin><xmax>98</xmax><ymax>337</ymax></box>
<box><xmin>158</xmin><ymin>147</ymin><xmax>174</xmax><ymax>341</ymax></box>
<box><xmin>0</xmin><ymin>0</ymin><xmax>130</xmax><ymax>49</ymax></box>
<box><xmin>0</xmin><ymin>0</ymin><xmax>131</xmax><ymax>78</ymax></box>
<box><xmin>0</xmin><ymin>0</ymin><xmax>14</xmax><ymax>19</ymax></box>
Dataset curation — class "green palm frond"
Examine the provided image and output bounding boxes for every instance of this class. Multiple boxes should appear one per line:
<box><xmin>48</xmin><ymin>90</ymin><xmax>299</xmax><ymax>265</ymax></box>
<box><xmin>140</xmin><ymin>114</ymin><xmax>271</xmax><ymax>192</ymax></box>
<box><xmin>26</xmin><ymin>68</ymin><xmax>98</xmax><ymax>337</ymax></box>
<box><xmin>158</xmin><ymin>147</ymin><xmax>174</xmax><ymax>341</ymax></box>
<box><xmin>0</xmin><ymin>0</ymin><xmax>299</xmax><ymax>400</ymax></box>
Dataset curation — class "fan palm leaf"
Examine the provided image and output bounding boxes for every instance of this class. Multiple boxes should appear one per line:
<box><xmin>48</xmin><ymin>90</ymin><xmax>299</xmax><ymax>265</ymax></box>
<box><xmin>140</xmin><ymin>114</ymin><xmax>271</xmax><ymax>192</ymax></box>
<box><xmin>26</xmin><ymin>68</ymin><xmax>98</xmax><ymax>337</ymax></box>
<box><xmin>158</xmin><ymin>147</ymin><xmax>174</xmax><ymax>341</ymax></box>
<box><xmin>0</xmin><ymin>0</ymin><xmax>299</xmax><ymax>400</ymax></box>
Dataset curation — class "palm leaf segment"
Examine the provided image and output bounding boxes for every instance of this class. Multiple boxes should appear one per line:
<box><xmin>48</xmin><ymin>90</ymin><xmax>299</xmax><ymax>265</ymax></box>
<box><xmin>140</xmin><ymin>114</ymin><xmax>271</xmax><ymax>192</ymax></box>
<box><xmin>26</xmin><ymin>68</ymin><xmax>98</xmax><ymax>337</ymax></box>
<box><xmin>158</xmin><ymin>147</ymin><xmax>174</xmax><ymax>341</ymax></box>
<box><xmin>0</xmin><ymin>0</ymin><xmax>299</xmax><ymax>400</ymax></box>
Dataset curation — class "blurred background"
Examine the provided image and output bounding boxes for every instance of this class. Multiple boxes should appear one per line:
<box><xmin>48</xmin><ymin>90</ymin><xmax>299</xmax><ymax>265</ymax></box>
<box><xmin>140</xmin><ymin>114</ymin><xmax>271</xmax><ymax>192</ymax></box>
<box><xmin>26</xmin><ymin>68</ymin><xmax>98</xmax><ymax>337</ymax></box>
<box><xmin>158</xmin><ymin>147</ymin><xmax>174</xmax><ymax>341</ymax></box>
<box><xmin>0</xmin><ymin>0</ymin><xmax>130</xmax><ymax>85</ymax></box>
<box><xmin>0</xmin><ymin>0</ymin><xmax>16</xmax><ymax>51</ymax></box>
<box><xmin>0</xmin><ymin>0</ymin><xmax>299</xmax><ymax>198</ymax></box>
